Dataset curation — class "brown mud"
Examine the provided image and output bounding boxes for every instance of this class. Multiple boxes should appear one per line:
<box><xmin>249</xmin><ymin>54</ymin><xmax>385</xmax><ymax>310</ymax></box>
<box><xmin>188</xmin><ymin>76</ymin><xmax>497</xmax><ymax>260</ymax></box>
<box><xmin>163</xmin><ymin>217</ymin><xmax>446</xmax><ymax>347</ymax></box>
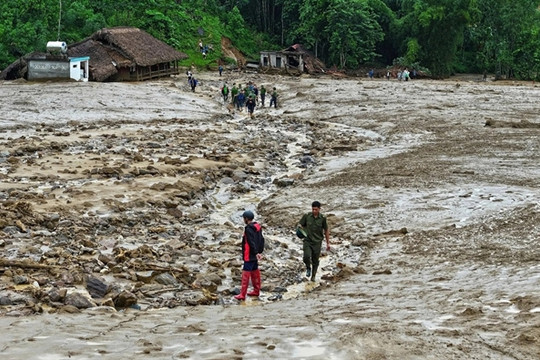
<box><xmin>0</xmin><ymin>72</ymin><xmax>539</xmax><ymax>359</ymax></box>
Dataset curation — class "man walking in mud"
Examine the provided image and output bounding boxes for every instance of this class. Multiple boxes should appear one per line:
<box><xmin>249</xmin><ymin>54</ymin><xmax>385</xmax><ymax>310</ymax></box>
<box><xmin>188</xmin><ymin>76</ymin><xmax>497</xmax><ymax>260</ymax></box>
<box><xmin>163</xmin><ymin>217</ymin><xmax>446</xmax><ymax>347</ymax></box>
<box><xmin>298</xmin><ymin>201</ymin><xmax>330</xmax><ymax>282</ymax></box>
<box><xmin>234</xmin><ymin>210</ymin><xmax>265</xmax><ymax>300</ymax></box>
<box><xmin>231</xmin><ymin>83</ymin><xmax>239</xmax><ymax>107</ymax></box>
<box><xmin>270</xmin><ymin>87</ymin><xmax>278</xmax><ymax>108</ymax></box>
<box><xmin>246</xmin><ymin>95</ymin><xmax>256</xmax><ymax>119</ymax></box>
<box><xmin>189</xmin><ymin>77</ymin><xmax>198</xmax><ymax>92</ymax></box>
<box><xmin>221</xmin><ymin>83</ymin><xmax>229</xmax><ymax>102</ymax></box>
<box><xmin>260</xmin><ymin>85</ymin><xmax>266</xmax><ymax>107</ymax></box>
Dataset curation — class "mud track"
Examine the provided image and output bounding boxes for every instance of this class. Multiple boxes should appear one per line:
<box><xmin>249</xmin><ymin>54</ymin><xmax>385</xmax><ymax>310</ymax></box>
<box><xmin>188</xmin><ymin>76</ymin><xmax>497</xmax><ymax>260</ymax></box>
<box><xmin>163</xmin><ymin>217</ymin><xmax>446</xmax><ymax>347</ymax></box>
<box><xmin>0</xmin><ymin>73</ymin><xmax>539</xmax><ymax>359</ymax></box>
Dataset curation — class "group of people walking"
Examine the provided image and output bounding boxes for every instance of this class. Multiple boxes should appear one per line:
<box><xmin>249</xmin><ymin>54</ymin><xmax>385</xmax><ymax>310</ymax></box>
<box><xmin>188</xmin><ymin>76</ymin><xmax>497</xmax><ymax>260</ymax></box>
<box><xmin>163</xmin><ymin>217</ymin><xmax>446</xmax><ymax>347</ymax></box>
<box><xmin>184</xmin><ymin>67</ymin><xmax>280</xmax><ymax>117</ymax></box>
<box><xmin>181</xmin><ymin>70</ymin><xmax>330</xmax><ymax>302</ymax></box>
<box><xmin>220</xmin><ymin>82</ymin><xmax>278</xmax><ymax>118</ymax></box>
<box><xmin>384</xmin><ymin>68</ymin><xmax>417</xmax><ymax>81</ymax></box>
<box><xmin>234</xmin><ymin>201</ymin><xmax>331</xmax><ymax>301</ymax></box>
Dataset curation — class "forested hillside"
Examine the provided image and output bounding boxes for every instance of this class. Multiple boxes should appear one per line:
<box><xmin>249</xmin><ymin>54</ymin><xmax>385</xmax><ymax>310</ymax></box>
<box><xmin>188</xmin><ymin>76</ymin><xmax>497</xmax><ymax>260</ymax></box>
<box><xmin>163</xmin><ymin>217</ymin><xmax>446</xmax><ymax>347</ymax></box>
<box><xmin>1</xmin><ymin>0</ymin><xmax>539</xmax><ymax>78</ymax></box>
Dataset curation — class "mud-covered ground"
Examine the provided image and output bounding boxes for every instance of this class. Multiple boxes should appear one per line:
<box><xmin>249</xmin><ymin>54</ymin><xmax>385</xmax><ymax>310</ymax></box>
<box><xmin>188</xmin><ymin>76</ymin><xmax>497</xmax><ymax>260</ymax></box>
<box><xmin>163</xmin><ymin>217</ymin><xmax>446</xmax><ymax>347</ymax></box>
<box><xmin>0</xmin><ymin>72</ymin><xmax>539</xmax><ymax>359</ymax></box>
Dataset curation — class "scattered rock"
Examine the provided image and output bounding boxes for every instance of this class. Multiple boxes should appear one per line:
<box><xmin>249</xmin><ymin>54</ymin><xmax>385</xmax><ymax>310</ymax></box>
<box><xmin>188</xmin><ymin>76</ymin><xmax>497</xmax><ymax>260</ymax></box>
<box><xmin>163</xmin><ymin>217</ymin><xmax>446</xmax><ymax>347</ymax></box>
<box><xmin>86</xmin><ymin>276</ymin><xmax>110</xmax><ymax>298</ymax></box>
<box><xmin>114</xmin><ymin>290</ymin><xmax>138</xmax><ymax>308</ymax></box>
<box><xmin>65</xmin><ymin>291</ymin><xmax>97</xmax><ymax>309</ymax></box>
<box><xmin>154</xmin><ymin>273</ymin><xmax>178</xmax><ymax>286</ymax></box>
<box><xmin>273</xmin><ymin>177</ymin><xmax>295</xmax><ymax>187</ymax></box>
<box><xmin>13</xmin><ymin>275</ymin><xmax>29</xmax><ymax>285</ymax></box>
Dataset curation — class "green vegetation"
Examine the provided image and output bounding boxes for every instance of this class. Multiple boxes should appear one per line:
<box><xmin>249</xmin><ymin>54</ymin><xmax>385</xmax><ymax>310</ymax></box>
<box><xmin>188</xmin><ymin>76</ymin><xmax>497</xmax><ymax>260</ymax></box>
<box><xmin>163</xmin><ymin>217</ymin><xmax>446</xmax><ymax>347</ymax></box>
<box><xmin>1</xmin><ymin>0</ymin><xmax>539</xmax><ymax>79</ymax></box>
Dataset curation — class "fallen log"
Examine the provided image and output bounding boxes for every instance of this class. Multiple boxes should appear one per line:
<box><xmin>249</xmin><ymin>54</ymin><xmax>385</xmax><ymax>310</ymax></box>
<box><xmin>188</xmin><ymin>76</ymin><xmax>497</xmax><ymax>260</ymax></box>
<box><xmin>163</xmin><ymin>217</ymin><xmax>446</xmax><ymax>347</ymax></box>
<box><xmin>0</xmin><ymin>258</ymin><xmax>53</xmax><ymax>270</ymax></box>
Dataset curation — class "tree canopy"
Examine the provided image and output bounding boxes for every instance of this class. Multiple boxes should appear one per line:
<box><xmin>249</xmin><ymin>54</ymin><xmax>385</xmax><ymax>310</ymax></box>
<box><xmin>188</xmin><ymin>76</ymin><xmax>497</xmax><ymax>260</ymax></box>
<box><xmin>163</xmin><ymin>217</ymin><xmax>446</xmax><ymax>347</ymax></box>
<box><xmin>1</xmin><ymin>0</ymin><xmax>539</xmax><ymax>79</ymax></box>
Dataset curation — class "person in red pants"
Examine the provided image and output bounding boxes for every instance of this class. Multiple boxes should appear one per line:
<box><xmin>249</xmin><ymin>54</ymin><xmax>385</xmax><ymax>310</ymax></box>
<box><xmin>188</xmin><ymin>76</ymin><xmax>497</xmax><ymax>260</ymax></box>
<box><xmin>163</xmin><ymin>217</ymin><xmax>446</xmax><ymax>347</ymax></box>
<box><xmin>234</xmin><ymin>210</ymin><xmax>265</xmax><ymax>300</ymax></box>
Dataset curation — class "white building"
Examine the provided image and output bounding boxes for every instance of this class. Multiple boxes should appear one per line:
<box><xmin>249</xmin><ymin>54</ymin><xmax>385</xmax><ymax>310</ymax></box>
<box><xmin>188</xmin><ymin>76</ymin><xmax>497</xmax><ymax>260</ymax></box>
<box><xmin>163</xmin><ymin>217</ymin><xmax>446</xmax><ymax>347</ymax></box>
<box><xmin>260</xmin><ymin>44</ymin><xmax>325</xmax><ymax>74</ymax></box>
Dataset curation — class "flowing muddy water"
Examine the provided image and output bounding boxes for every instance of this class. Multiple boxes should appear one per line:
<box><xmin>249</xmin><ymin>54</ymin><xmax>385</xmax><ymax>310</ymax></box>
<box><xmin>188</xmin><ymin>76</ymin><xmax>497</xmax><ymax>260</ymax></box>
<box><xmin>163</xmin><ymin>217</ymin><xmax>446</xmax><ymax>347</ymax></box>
<box><xmin>0</xmin><ymin>73</ymin><xmax>539</xmax><ymax>359</ymax></box>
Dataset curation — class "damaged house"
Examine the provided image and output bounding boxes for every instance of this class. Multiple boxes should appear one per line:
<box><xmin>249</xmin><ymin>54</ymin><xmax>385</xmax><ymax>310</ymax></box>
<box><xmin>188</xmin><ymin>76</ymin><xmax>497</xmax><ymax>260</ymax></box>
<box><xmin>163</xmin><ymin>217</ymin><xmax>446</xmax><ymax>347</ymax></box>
<box><xmin>68</xmin><ymin>27</ymin><xmax>188</xmax><ymax>81</ymax></box>
<box><xmin>260</xmin><ymin>44</ymin><xmax>326</xmax><ymax>74</ymax></box>
<box><xmin>1</xmin><ymin>27</ymin><xmax>187</xmax><ymax>82</ymax></box>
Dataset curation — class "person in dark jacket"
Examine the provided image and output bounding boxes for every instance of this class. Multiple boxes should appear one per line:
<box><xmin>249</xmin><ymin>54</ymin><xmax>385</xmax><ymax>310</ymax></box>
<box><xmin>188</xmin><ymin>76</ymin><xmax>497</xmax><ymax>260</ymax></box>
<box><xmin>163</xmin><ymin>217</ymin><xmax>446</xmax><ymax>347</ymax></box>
<box><xmin>189</xmin><ymin>77</ymin><xmax>197</xmax><ymax>92</ymax></box>
<box><xmin>234</xmin><ymin>210</ymin><xmax>265</xmax><ymax>300</ymax></box>
<box><xmin>236</xmin><ymin>91</ymin><xmax>245</xmax><ymax>111</ymax></box>
<box><xmin>246</xmin><ymin>95</ymin><xmax>256</xmax><ymax>119</ymax></box>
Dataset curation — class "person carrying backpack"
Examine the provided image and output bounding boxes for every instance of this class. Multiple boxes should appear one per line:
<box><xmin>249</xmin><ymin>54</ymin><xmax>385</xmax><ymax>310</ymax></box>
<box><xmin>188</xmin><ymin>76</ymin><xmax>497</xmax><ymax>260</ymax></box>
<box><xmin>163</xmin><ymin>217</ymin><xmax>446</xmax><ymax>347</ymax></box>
<box><xmin>234</xmin><ymin>210</ymin><xmax>264</xmax><ymax>300</ymax></box>
<box><xmin>246</xmin><ymin>95</ymin><xmax>256</xmax><ymax>119</ymax></box>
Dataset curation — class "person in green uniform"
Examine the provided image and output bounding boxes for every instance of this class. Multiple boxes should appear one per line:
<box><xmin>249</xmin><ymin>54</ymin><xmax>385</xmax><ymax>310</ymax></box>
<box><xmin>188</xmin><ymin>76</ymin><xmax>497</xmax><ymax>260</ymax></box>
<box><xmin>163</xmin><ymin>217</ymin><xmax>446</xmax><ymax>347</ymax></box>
<box><xmin>231</xmin><ymin>83</ymin><xmax>239</xmax><ymax>106</ymax></box>
<box><xmin>298</xmin><ymin>201</ymin><xmax>331</xmax><ymax>281</ymax></box>
<box><xmin>269</xmin><ymin>87</ymin><xmax>278</xmax><ymax>108</ymax></box>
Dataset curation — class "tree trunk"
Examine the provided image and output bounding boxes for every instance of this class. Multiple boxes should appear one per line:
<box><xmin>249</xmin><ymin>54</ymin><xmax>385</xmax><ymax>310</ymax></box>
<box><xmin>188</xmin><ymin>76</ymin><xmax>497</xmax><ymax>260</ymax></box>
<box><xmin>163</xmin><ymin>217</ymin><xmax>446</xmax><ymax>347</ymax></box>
<box><xmin>281</xmin><ymin>5</ymin><xmax>284</xmax><ymax>45</ymax></box>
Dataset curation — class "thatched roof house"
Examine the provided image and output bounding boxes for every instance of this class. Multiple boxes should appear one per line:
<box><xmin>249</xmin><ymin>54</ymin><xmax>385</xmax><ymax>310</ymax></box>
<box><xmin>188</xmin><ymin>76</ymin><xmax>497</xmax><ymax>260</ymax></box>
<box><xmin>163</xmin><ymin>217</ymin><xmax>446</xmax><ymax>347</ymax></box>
<box><xmin>260</xmin><ymin>44</ymin><xmax>326</xmax><ymax>74</ymax></box>
<box><xmin>68</xmin><ymin>27</ymin><xmax>188</xmax><ymax>81</ymax></box>
<box><xmin>0</xmin><ymin>51</ymin><xmax>42</xmax><ymax>80</ymax></box>
<box><xmin>1</xmin><ymin>27</ymin><xmax>188</xmax><ymax>82</ymax></box>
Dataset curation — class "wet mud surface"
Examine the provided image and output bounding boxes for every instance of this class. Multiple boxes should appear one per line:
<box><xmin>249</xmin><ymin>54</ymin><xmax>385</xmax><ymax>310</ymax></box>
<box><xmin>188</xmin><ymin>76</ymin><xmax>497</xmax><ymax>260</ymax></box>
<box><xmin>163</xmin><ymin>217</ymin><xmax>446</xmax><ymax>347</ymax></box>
<box><xmin>0</xmin><ymin>73</ymin><xmax>539</xmax><ymax>359</ymax></box>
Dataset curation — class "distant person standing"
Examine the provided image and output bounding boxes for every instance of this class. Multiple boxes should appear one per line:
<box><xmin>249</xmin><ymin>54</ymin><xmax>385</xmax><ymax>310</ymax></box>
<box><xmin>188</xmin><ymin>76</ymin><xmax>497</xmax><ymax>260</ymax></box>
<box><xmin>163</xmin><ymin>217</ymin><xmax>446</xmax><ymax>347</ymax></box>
<box><xmin>297</xmin><ymin>201</ymin><xmax>330</xmax><ymax>282</ymax></box>
<box><xmin>403</xmin><ymin>68</ymin><xmax>410</xmax><ymax>81</ymax></box>
<box><xmin>269</xmin><ymin>87</ymin><xmax>278</xmax><ymax>108</ymax></box>
<box><xmin>234</xmin><ymin>210</ymin><xmax>264</xmax><ymax>301</ymax></box>
<box><xmin>368</xmin><ymin>69</ymin><xmax>374</xmax><ymax>79</ymax></box>
<box><xmin>218</xmin><ymin>65</ymin><xmax>223</xmax><ymax>76</ymax></box>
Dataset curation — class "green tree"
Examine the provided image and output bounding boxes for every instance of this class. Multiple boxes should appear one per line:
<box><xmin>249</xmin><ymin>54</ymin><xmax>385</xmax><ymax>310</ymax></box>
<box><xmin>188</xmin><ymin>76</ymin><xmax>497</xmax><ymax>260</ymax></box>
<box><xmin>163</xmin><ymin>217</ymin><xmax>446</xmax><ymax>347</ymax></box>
<box><xmin>396</xmin><ymin>0</ymin><xmax>476</xmax><ymax>77</ymax></box>
<box><xmin>463</xmin><ymin>0</ymin><xmax>540</xmax><ymax>79</ymax></box>
<box><xmin>298</xmin><ymin>0</ymin><xmax>331</xmax><ymax>59</ymax></box>
<box><xmin>325</xmin><ymin>0</ymin><xmax>384</xmax><ymax>68</ymax></box>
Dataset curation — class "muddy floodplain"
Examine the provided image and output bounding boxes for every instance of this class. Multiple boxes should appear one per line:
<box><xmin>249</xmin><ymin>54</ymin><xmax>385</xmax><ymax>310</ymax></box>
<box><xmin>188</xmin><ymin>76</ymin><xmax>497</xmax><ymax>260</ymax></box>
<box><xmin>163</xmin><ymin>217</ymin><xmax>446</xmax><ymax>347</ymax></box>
<box><xmin>0</xmin><ymin>73</ymin><xmax>539</xmax><ymax>359</ymax></box>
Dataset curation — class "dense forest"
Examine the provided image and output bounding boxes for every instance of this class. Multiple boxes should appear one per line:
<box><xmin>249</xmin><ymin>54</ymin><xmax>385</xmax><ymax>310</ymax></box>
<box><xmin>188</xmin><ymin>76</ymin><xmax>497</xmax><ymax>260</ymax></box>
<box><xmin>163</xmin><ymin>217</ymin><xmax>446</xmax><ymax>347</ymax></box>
<box><xmin>1</xmin><ymin>0</ymin><xmax>539</xmax><ymax>78</ymax></box>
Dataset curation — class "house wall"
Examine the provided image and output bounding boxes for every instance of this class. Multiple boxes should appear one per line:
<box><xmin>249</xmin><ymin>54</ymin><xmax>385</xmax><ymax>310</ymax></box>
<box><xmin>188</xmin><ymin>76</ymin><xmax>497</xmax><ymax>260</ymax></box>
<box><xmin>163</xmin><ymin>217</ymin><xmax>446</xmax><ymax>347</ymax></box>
<box><xmin>28</xmin><ymin>59</ymin><xmax>70</xmax><ymax>80</ymax></box>
<box><xmin>260</xmin><ymin>52</ymin><xmax>284</xmax><ymax>68</ymax></box>
<box><xmin>28</xmin><ymin>57</ymin><xmax>90</xmax><ymax>81</ymax></box>
<box><xmin>261</xmin><ymin>52</ymin><xmax>305</xmax><ymax>72</ymax></box>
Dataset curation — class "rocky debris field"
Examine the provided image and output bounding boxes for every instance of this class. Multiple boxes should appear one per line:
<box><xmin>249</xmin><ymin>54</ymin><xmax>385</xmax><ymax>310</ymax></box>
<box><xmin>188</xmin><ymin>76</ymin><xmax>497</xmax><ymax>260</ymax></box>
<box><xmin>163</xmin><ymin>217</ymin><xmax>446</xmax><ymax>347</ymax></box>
<box><xmin>0</xmin><ymin>72</ymin><xmax>539</xmax><ymax>359</ymax></box>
